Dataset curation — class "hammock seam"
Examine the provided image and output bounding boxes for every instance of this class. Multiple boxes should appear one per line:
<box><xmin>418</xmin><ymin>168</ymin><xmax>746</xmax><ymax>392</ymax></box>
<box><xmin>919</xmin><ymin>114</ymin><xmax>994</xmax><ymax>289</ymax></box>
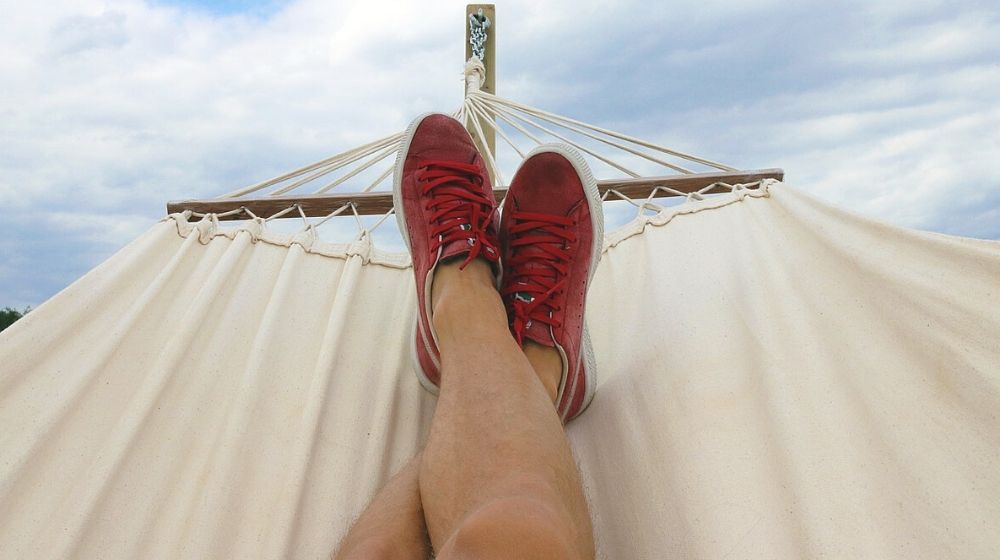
<box><xmin>604</xmin><ymin>180</ymin><xmax>775</xmax><ymax>250</ymax></box>
<box><xmin>160</xmin><ymin>182</ymin><xmax>776</xmax><ymax>269</ymax></box>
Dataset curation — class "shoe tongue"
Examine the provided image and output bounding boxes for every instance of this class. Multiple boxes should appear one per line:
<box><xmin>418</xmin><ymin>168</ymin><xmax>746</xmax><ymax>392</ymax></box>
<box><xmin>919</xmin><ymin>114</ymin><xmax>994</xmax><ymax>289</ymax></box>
<box><xmin>520</xmin><ymin>319</ymin><xmax>555</xmax><ymax>347</ymax></box>
<box><xmin>439</xmin><ymin>223</ymin><xmax>499</xmax><ymax>262</ymax></box>
<box><xmin>509</xmin><ymin>284</ymin><xmax>556</xmax><ymax>349</ymax></box>
<box><xmin>508</xmin><ymin>227</ymin><xmax>563</xmax><ymax>347</ymax></box>
<box><xmin>440</xmin><ymin>236</ymin><xmax>474</xmax><ymax>261</ymax></box>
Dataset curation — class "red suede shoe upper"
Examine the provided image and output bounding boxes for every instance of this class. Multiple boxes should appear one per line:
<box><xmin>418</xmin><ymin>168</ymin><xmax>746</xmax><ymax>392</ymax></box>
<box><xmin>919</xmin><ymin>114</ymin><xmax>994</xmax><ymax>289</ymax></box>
<box><xmin>500</xmin><ymin>151</ymin><xmax>597</xmax><ymax>421</ymax></box>
<box><xmin>396</xmin><ymin>114</ymin><xmax>499</xmax><ymax>388</ymax></box>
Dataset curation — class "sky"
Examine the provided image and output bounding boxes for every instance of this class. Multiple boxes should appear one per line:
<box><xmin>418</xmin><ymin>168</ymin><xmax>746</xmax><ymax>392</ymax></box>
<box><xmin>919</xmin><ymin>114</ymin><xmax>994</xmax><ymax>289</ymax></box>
<box><xmin>1</xmin><ymin>0</ymin><xmax>998</xmax><ymax>310</ymax></box>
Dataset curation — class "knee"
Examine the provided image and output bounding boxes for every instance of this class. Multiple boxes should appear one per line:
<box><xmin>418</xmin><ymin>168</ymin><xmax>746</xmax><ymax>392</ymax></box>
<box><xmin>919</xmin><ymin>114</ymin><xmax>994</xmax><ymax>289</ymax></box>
<box><xmin>334</xmin><ymin>536</ymin><xmax>415</xmax><ymax>560</ymax></box>
<box><xmin>439</xmin><ymin>497</ymin><xmax>588</xmax><ymax>560</ymax></box>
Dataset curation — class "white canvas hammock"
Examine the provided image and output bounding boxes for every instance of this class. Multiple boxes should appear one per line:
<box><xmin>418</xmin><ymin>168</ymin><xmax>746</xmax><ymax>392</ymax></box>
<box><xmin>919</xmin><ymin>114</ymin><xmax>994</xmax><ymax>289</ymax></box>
<box><xmin>2</xmin><ymin>56</ymin><xmax>999</xmax><ymax>559</ymax></box>
<box><xmin>2</xmin><ymin>179</ymin><xmax>999</xmax><ymax>558</ymax></box>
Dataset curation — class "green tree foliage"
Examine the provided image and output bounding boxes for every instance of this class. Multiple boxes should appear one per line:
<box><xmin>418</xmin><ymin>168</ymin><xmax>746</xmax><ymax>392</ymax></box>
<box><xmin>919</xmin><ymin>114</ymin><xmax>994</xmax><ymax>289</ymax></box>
<box><xmin>1</xmin><ymin>307</ymin><xmax>29</xmax><ymax>333</ymax></box>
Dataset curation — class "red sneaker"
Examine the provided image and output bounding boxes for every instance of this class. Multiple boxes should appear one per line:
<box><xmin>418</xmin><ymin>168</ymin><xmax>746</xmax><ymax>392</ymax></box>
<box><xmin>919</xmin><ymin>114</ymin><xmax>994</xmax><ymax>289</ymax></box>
<box><xmin>499</xmin><ymin>145</ymin><xmax>603</xmax><ymax>423</ymax></box>
<box><xmin>393</xmin><ymin>113</ymin><xmax>500</xmax><ymax>393</ymax></box>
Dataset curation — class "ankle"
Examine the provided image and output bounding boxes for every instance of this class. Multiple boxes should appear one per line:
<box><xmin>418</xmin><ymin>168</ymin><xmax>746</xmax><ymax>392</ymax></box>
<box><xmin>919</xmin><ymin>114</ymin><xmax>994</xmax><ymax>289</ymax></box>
<box><xmin>522</xmin><ymin>341</ymin><xmax>563</xmax><ymax>404</ymax></box>
<box><xmin>431</xmin><ymin>257</ymin><xmax>494</xmax><ymax>309</ymax></box>
<box><xmin>431</xmin><ymin>258</ymin><xmax>504</xmax><ymax>340</ymax></box>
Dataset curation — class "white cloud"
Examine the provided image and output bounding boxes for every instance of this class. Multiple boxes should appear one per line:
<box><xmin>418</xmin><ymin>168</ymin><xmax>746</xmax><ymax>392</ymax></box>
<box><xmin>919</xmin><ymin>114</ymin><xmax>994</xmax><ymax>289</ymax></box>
<box><xmin>47</xmin><ymin>11</ymin><xmax>129</xmax><ymax>57</ymax></box>
<box><xmin>835</xmin><ymin>10</ymin><xmax>1000</xmax><ymax>68</ymax></box>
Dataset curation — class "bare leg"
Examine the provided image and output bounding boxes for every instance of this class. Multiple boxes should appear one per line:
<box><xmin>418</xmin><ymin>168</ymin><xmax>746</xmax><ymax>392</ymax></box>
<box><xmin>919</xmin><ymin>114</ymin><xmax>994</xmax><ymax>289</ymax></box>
<box><xmin>333</xmin><ymin>453</ymin><xmax>431</xmax><ymax>560</ymax></box>
<box><xmin>421</xmin><ymin>259</ymin><xmax>595</xmax><ymax>559</ymax></box>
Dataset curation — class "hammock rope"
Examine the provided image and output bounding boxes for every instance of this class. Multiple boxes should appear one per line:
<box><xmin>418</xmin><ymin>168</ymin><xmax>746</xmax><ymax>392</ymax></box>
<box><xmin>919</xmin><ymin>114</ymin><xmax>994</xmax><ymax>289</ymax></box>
<box><xmin>167</xmin><ymin>58</ymin><xmax>782</xmax><ymax>239</ymax></box>
<box><xmin>215</xmin><ymin>61</ymin><xmax>741</xmax><ymax>203</ymax></box>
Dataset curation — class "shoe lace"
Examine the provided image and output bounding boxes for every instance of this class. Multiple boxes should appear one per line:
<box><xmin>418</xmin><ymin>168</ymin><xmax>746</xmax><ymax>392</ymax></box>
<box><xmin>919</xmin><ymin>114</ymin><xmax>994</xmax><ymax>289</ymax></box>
<box><xmin>417</xmin><ymin>159</ymin><xmax>499</xmax><ymax>269</ymax></box>
<box><xmin>502</xmin><ymin>211</ymin><xmax>577</xmax><ymax>345</ymax></box>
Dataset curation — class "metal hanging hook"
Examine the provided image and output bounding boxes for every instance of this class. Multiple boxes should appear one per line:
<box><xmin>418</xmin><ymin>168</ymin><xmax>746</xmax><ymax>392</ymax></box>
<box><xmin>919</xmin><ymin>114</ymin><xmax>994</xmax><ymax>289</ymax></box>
<box><xmin>469</xmin><ymin>8</ymin><xmax>491</xmax><ymax>61</ymax></box>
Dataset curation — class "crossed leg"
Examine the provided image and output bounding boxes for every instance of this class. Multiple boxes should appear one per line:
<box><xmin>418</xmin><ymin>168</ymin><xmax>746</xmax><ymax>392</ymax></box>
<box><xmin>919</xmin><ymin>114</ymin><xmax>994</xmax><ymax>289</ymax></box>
<box><xmin>333</xmin><ymin>452</ymin><xmax>430</xmax><ymax>560</ymax></box>
<box><xmin>334</xmin><ymin>258</ymin><xmax>594</xmax><ymax>559</ymax></box>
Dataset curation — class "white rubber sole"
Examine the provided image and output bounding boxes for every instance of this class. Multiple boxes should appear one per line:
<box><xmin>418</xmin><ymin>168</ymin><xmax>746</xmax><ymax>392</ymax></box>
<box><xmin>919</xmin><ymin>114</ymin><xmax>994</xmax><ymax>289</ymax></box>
<box><xmin>393</xmin><ymin>112</ymin><xmax>444</xmax><ymax>396</ymax></box>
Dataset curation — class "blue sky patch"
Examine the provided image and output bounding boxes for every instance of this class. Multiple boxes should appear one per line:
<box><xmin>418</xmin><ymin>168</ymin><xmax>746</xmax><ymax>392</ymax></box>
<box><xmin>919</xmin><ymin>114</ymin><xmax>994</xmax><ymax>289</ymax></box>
<box><xmin>150</xmin><ymin>0</ymin><xmax>290</xmax><ymax>17</ymax></box>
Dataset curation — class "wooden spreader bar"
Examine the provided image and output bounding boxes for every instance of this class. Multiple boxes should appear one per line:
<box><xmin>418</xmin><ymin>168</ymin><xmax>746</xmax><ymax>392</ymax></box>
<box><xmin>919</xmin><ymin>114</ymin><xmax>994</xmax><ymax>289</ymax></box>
<box><xmin>166</xmin><ymin>168</ymin><xmax>783</xmax><ymax>221</ymax></box>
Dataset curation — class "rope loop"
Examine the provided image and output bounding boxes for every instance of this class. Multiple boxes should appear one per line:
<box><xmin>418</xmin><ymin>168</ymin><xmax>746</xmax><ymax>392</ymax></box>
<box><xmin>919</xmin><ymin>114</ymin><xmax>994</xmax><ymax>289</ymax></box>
<box><xmin>464</xmin><ymin>57</ymin><xmax>486</xmax><ymax>95</ymax></box>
